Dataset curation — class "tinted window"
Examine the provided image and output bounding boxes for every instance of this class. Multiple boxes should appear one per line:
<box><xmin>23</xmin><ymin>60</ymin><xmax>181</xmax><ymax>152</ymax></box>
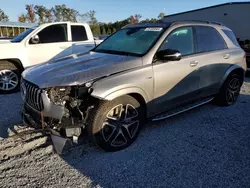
<box><xmin>159</xmin><ymin>27</ymin><xmax>194</xmax><ymax>56</ymax></box>
<box><xmin>71</xmin><ymin>26</ymin><xmax>88</xmax><ymax>42</ymax></box>
<box><xmin>37</xmin><ymin>24</ymin><xmax>67</xmax><ymax>43</ymax></box>
<box><xmin>222</xmin><ymin>29</ymin><xmax>240</xmax><ymax>47</ymax></box>
<box><xmin>195</xmin><ymin>26</ymin><xmax>227</xmax><ymax>53</ymax></box>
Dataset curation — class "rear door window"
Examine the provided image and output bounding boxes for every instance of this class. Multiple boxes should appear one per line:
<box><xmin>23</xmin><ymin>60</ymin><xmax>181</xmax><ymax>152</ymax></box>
<box><xmin>222</xmin><ymin>29</ymin><xmax>240</xmax><ymax>47</ymax></box>
<box><xmin>71</xmin><ymin>25</ymin><xmax>88</xmax><ymax>42</ymax></box>
<box><xmin>195</xmin><ymin>26</ymin><xmax>227</xmax><ymax>53</ymax></box>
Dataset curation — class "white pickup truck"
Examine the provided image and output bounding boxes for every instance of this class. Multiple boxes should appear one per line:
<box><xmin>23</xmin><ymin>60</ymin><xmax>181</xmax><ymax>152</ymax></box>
<box><xmin>0</xmin><ymin>22</ymin><xmax>103</xmax><ymax>93</ymax></box>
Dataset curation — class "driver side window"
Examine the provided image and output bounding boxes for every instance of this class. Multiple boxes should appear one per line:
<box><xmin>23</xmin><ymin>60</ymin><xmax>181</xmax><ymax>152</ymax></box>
<box><xmin>159</xmin><ymin>27</ymin><xmax>194</xmax><ymax>56</ymax></box>
<box><xmin>36</xmin><ymin>24</ymin><xmax>68</xmax><ymax>44</ymax></box>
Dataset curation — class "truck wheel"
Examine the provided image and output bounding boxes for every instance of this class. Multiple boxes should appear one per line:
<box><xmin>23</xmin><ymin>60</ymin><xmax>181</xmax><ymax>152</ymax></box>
<box><xmin>88</xmin><ymin>95</ymin><xmax>145</xmax><ymax>152</ymax></box>
<box><xmin>214</xmin><ymin>73</ymin><xmax>242</xmax><ymax>106</ymax></box>
<box><xmin>0</xmin><ymin>61</ymin><xmax>21</xmax><ymax>94</ymax></box>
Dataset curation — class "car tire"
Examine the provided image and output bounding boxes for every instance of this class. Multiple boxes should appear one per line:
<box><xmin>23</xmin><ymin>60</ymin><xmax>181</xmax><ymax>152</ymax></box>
<box><xmin>87</xmin><ymin>95</ymin><xmax>145</xmax><ymax>152</ymax></box>
<box><xmin>214</xmin><ymin>73</ymin><xmax>242</xmax><ymax>106</ymax></box>
<box><xmin>0</xmin><ymin>61</ymin><xmax>21</xmax><ymax>94</ymax></box>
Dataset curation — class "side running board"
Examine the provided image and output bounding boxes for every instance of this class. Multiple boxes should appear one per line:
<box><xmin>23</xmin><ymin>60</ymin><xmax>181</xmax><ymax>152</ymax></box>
<box><xmin>152</xmin><ymin>97</ymin><xmax>214</xmax><ymax>121</ymax></box>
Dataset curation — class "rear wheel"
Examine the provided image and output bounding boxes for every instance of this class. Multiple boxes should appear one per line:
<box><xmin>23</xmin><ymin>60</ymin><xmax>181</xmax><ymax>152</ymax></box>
<box><xmin>214</xmin><ymin>73</ymin><xmax>242</xmax><ymax>106</ymax></box>
<box><xmin>0</xmin><ymin>61</ymin><xmax>20</xmax><ymax>94</ymax></box>
<box><xmin>88</xmin><ymin>95</ymin><xmax>145</xmax><ymax>152</ymax></box>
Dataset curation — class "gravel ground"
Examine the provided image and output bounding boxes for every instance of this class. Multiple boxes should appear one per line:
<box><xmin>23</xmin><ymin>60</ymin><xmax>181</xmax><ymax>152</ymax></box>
<box><xmin>0</xmin><ymin>77</ymin><xmax>250</xmax><ymax>188</ymax></box>
<box><xmin>0</xmin><ymin>93</ymin><xmax>22</xmax><ymax>138</ymax></box>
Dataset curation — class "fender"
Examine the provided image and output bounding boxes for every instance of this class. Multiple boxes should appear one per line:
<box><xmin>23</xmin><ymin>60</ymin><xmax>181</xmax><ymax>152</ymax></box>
<box><xmin>220</xmin><ymin>64</ymin><xmax>245</xmax><ymax>87</ymax></box>
<box><xmin>90</xmin><ymin>64</ymin><xmax>154</xmax><ymax>103</ymax></box>
<box><xmin>91</xmin><ymin>85</ymin><xmax>150</xmax><ymax>103</ymax></box>
<box><xmin>98</xmin><ymin>86</ymin><xmax>150</xmax><ymax>103</ymax></box>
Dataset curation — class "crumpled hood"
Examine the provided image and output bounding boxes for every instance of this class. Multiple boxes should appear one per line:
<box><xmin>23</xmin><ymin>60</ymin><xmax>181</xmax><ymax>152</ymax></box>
<box><xmin>22</xmin><ymin>51</ymin><xmax>142</xmax><ymax>88</ymax></box>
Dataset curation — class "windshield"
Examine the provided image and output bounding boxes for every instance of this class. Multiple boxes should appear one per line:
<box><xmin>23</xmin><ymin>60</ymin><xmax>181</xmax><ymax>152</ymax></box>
<box><xmin>94</xmin><ymin>27</ymin><xmax>164</xmax><ymax>56</ymax></box>
<box><xmin>11</xmin><ymin>28</ymin><xmax>35</xmax><ymax>43</ymax></box>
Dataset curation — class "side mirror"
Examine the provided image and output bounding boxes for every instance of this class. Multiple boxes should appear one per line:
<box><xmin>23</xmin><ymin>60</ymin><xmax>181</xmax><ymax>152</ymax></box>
<box><xmin>30</xmin><ymin>35</ymin><xmax>40</xmax><ymax>44</ymax></box>
<box><xmin>156</xmin><ymin>49</ymin><xmax>182</xmax><ymax>61</ymax></box>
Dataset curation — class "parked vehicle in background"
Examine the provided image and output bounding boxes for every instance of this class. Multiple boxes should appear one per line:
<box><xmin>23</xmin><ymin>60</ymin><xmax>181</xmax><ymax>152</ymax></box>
<box><xmin>0</xmin><ymin>22</ymin><xmax>103</xmax><ymax>93</ymax></box>
<box><xmin>242</xmin><ymin>46</ymin><xmax>250</xmax><ymax>70</ymax></box>
<box><xmin>21</xmin><ymin>21</ymin><xmax>246</xmax><ymax>152</ymax></box>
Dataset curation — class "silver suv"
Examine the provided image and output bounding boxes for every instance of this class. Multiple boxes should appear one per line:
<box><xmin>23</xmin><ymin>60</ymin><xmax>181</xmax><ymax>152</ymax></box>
<box><xmin>21</xmin><ymin>21</ymin><xmax>247</xmax><ymax>151</ymax></box>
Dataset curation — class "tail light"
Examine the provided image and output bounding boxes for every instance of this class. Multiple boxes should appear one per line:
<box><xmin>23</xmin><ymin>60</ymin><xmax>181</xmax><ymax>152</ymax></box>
<box><xmin>244</xmin><ymin>51</ymin><xmax>246</xmax><ymax>58</ymax></box>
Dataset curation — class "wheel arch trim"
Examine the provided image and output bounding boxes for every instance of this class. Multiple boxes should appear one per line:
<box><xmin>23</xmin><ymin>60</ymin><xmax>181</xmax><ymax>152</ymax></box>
<box><xmin>91</xmin><ymin>86</ymin><xmax>150</xmax><ymax>103</ymax></box>
<box><xmin>220</xmin><ymin>65</ymin><xmax>245</xmax><ymax>87</ymax></box>
<box><xmin>0</xmin><ymin>58</ymin><xmax>24</xmax><ymax>71</ymax></box>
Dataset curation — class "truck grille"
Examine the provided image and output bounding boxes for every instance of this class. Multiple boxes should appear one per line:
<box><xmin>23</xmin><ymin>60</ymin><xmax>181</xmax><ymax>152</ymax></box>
<box><xmin>22</xmin><ymin>80</ymin><xmax>44</xmax><ymax>111</ymax></box>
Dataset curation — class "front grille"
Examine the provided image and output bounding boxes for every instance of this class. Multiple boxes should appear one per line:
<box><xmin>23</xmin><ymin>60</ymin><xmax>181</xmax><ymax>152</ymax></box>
<box><xmin>22</xmin><ymin>80</ymin><xmax>44</xmax><ymax>111</ymax></box>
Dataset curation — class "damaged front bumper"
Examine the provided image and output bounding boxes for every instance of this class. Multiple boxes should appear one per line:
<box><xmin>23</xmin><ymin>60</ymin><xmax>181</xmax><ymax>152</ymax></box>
<box><xmin>22</xmin><ymin>91</ymin><xmax>67</xmax><ymax>128</ymax></box>
<box><xmin>21</xmin><ymin>79</ymin><xmax>95</xmax><ymax>138</ymax></box>
<box><xmin>22</xmin><ymin>100</ymin><xmax>85</xmax><ymax>138</ymax></box>
<box><xmin>22</xmin><ymin>92</ymin><xmax>91</xmax><ymax>138</ymax></box>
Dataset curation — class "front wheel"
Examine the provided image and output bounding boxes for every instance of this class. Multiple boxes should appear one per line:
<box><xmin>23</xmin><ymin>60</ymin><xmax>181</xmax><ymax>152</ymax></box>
<box><xmin>87</xmin><ymin>95</ymin><xmax>145</xmax><ymax>152</ymax></box>
<box><xmin>0</xmin><ymin>61</ymin><xmax>21</xmax><ymax>94</ymax></box>
<box><xmin>214</xmin><ymin>73</ymin><xmax>242</xmax><ymax>106</ymax></box>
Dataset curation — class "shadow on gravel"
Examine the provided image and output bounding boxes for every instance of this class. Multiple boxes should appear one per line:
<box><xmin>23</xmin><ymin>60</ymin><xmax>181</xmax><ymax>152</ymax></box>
<box><xmin>60</xmin><ymin>93</ymin><xmax>250</xmax><ymax>188</ymax></box>
<box><xmin>0</xmin><ymin>92</ymin><xmax>22</xmax><ymax>138</ymax></box>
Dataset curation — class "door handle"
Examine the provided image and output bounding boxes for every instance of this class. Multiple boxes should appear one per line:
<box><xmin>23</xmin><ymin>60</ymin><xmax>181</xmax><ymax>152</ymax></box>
<box><xmin>190</xmin><ymin>61</ymin><xmax>198</xmax><ymax>67</ymax></box>
<box><xmin>223</xmin><ymin>54</ymin><xmax>230</xmax><ymax>59</ymax></box>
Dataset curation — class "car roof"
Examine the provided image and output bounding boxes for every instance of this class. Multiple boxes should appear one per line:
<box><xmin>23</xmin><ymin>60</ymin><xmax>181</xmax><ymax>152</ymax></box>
<box><xmin>123</xmin><ymin>22</ymin><xmax>172</xmax><ymax>29</ymax></box>
<box><xmin>123</xmin><ymin>20</ymin><xmax>227</xmax><ymax>30</ymax></box>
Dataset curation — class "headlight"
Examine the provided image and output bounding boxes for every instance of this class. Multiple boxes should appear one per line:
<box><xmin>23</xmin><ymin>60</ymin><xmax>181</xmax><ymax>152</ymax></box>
<box><xmin>46</xmin><ymin>87</ymin><xmax>71</xmax><ymax>105</ymax></box>
<box><xmin>85</xmin><ymin>81</ymin><xmax>93</xmax><ymax>88</ymax></box>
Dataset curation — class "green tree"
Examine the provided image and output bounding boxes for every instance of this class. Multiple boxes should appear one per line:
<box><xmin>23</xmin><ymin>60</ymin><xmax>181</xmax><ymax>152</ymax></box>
<box><xmin>52</xmin><ymin>5</ymin><xmax>63</xmax><ymax>21</ymax></box>
<box><xmin>140</xmin><ymin>18</ymin><xmax>158</xmax><ymax>23</ymax></box>
<box><xmin>91</xmin><ymin>24</ymin><xmax>101</xmax><ymax>36</ymax></box>
<box><xmin>34</xmin><ymin>5</ymin><xmax>47</xmax><ymax>24</ymax></box>
<box><xmin>52</xmin><ymin>5</ymin><xmax>78</xmax><ymax>22</ymax></box>
<box><xmin>158</xmin><ymin>12</ymin><xmax>166</xmax><ymax>20</ymax></box>
<box><xmin>107</xmin><ymin>27</ymin><xmax>112</xmax><ymax>35</ymax></box>
<box><xmin>0</xmin><ymin>9</ymin><xmax>9</xmax><ymax>21</ymax></box>
<box><xmin>130</xmin><ymin>14</ymin><xmax>142</xmax><ymax>24</ymax></box>
<box><xmin>100</xmin><ymin>25</ymin><xmax>106</xmax><ymax>35</ymax></box>
<box><xmin>112</xmin><ymin>28</ymin><xmax>116</xmax><ymax>33</ymax></box>
<box><xmin>18</xmin><ymin>14</ymin><xmax>27</xmax><ymax>23</ymax></box>
<box><xmin>26</xmin><ymin>4</ymin><xmax>36</xmax><ymax>23</ymax></box>
<box><xmin>45</xmin><ymin>8</ymin><xmax>53</xmax><ymax>23</ymax></box>
<box><xmin>83</xmin><ymin>10</ymin><xmax>97</xmax><ymax>25</ymax></box>
<box><xmin>62</xmin><ymin>6</ymin><xmax>78</xmax><ymax>22</ymax></box>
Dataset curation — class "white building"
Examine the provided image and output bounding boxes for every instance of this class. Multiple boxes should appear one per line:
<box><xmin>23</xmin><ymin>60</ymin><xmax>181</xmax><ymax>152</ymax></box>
<box><xmin>0</xmin><ymin>22</ymin><xmax>37</xmax><ymax>37</ymax></box>
<box><xmin>163</xmin><ymin>2</ymin><xmax>250</xmax><ymax>41</ymax></box>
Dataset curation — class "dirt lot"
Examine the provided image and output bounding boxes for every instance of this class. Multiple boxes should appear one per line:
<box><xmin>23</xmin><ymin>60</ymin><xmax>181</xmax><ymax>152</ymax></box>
<box><xmin>0</xmin><ymin>77</ymin><xmax>250</xmax><ymax>188</ymax></box>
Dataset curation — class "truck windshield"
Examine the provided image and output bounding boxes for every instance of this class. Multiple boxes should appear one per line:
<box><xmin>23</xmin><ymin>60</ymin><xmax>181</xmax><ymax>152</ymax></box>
<box><xmin>94</xmin><ymin>27</ymin><xmax>164</xmax><ymax>56</ymax></box>
<box><xmin>11</xmin><ymin>28</ymin><xmax>35</xmax><ymax>43</ymax></box>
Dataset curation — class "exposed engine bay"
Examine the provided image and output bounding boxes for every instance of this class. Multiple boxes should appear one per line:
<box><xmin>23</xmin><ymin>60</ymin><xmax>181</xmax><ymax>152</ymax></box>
<box><xmin>47</xmin><ymin>85</ymin><xmax>96</xmax><ymax>125</ymax></box>
<box><xmin>22</xmin><ymin>81</ymin><xmax>98</xmax><ymax>139</ymax></box>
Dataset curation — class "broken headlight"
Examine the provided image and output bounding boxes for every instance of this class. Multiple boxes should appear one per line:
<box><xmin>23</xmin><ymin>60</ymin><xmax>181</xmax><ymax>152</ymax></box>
<box><xmin>46</xmin><ymin>87</ymin><xmax>71</xmax><ymax>105</ymax></box>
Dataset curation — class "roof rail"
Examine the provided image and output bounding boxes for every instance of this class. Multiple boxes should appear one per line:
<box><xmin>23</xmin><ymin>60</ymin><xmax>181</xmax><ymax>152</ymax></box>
<box><xmin>170</xmin><ymin>20</ymin><xmax>225</xmax><ymax>26</ymax></box>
